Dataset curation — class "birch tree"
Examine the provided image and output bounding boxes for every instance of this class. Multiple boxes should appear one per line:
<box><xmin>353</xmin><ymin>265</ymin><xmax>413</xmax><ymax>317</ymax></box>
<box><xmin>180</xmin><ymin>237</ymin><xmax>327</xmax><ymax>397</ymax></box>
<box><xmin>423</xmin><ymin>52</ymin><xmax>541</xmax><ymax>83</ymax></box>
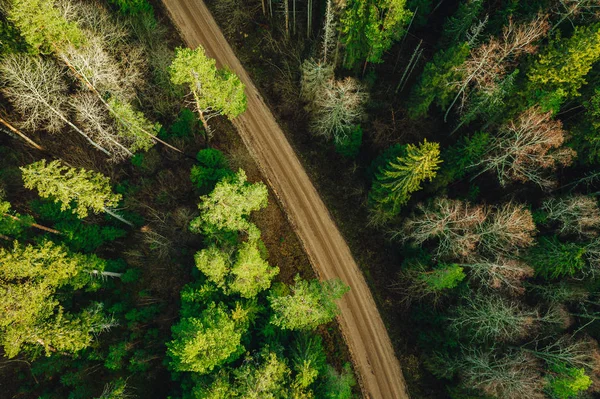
<box><xmin>473</xmin><ymin>107</ymin><xmax>576</xmax><ymax>189</ymax></box>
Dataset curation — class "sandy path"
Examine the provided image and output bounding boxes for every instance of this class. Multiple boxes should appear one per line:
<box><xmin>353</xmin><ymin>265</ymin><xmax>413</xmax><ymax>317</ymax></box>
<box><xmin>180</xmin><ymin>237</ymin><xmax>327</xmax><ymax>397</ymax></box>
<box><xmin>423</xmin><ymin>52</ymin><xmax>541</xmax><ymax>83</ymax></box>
<box><xmin>161</xmin><ymin>1</ymin><xmax>409</xmax><ymax>398</ymax></box>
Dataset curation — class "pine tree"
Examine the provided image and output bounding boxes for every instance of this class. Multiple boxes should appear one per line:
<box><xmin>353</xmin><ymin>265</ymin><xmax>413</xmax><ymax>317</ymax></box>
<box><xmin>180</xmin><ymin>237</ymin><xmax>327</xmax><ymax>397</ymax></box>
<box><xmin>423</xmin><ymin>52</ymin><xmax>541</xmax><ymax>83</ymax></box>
<box><xmin>20</xmin><ymin>160</ymin><xmax>122</xmax><ymax>219</ymax></box>
<box><xmin>166</xmin><ymin>303</ymin><xmax>244</xmax><ymax>374</ymax></box>
<box><xmin>230</xmin><ymin>240</ymin><xmax>279</xmax><ymax>298</ymax></box>
<box><xmin>169</xmin><ymin>46</ymin><xmax>246</xmax><ymax>137</ymax></box>
<box><xmin>0</xmin><ymin>240</ymin><xmax>108</xmax><ymax>358</ymax></box>
<box><xmin>369</xmin><ymin>140</ymin><xmax>441</xmax><ymax>222</ymax></box>
<box><xmin>269</xmin><ymin>275</ymin><xmax>349</xmax><ymax>331</ymax></box>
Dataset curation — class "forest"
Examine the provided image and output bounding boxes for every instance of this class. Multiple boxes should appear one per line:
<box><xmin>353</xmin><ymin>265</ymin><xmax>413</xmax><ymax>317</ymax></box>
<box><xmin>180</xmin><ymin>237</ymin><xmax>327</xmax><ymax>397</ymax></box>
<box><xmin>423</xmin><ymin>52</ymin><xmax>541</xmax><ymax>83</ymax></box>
<box><xmin>2</xmin><ymin>0</ymin><xmax>600</xmax><ymax>398</ymax></box>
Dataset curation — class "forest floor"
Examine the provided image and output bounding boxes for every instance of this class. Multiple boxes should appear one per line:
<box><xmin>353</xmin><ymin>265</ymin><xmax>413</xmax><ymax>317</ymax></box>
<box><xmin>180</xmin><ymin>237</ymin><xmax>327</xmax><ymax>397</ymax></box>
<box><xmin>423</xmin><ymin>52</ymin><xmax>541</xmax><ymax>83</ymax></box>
<box><xmin>160</xmin><ymin>0</ymin><xmax>409</xmax><ymax>398</ymax></box>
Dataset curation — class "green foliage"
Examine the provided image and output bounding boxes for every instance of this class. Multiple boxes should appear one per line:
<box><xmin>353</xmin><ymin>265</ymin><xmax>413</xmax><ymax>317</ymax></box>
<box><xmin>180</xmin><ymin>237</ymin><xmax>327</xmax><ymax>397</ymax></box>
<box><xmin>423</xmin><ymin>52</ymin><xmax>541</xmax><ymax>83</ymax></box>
<box><xmin>548</xmin><ymin>363</ymin><xmax>592</xmax><ymax>399</ymax></box>
<box><xmin>104</xmin><ymin>342</ymin><xmax>128</xmax><ymax>370</ymax></box>
<box><xmin>107</xmin><ymin>98</ymin><xmax>160</xmax><ymax>152</ymax></box>
<box><xmin>190</xmin><ymin>170</ymin><xmax>268</xmax><ymax>236</ymax></box>
<box><xmin>369</xmin><ymin>139</ymin><xmax>441</xmax><ymax>220</ymax></box>
<box><xmin>420</xmin><ymin>264</ymin><xmax>466</xmax><ymax>291</ymax></box>
<box><xmin>269</xmin><ymin>275</ymin><xmax>349</xmax><ymax>331</ymax></box>
<box><xmin>528</xmin><ymin>236</ymin><xmax>587</xmax><ymax>279</ymax></box>
<box><xmin>528</xmin><ymin>23</ymin><xmax>600</xmax><ymax>111</ymax></box>
<box><xmin>334</xmin><ymin>125</ymin><xmax>363</xmax><ymax>158</ymax></box>
<box><xmin>319</xmin><ymin>363</ymin><xmax>357</xmax><ymax>399</ymax></box>
<box><xmin>167</xmin><ymin>303</ymin><xmax>245</xmax><ymax>374</ymax></box>
<box><xmin>0</xmin><ymin>19</ymin><xmax>29</xmax><ymax>55</ymax></box>
<box><xmin>190</xmin><ymin>148</ymin><xmax>234</xmax><ymax>192</ymax></box>
<box><xmin>340</xmin><ymin>0</ymin><xmax>413</xmax><ymax>68</ymax></box>
<box><xmin>0</xmin><ymin>241</ymin><xmax>107</xmax><ymax>358</ymax></box>
<box><xmin>0</xmin><ymin>195</ymin><xmax>35</xmax><ymax>237</ymax></box>
<box><xmin>169</xmin><ymin>108</ymin><xmax>200</xmax><ymax>138</ymax></box>
<box><xmin>21</xmin><ymin>160</ymin><xmax>122</xmax><ymax>218</ymax></box>
<box><xmin>230</xmin><ymin>240</ymin><xmax>279</xmax><ymax>298</ymax></box>
<box><xmin>439</xmin><ymin>0</ymin><xmax>484</xmax><ymax>47</ymax></box>
<box><xmin>572</xmin><ymin>88</ymin><xmax>600</xmax><ymax>164</ymax></box>
<box><xmin>233</xmin><ymin>351</ymin><xmax>290</xmax><ymax>398</ymax></box>
<box><xmin>433</xmin><ymin>132</ymin><xmax>490</xmax><ymax>188</ymax></box>
<box><xmin>170</xmin><ymin>46</ymin><xmax>247</xmax><ymax>120</ymax></box>
<box><xmin>7</xmin><ymin>0</ymin><xmax>86</xmax><ymax>53</ymax></box>
<box><xmin>407</xmin><ymin>43</ymin><xmax>470</xmax><ymax>118</ymax></box>
<box><xmin>107</xmin><ymin>0</ymin><xmax>153</xmax><ymax>15</ymax></box>
<box><xmin>407</xmin><ymin>0</ymin><xmax>432</xmax><ymax>28</ymax></box>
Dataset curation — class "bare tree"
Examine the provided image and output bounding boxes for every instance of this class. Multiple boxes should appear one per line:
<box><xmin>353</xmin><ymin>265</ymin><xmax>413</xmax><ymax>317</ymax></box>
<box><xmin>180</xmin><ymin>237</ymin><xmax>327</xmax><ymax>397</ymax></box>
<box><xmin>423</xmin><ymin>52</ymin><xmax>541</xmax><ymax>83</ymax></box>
<box><xmin>310</xmin><ymin>77</ymin><xmax>367</xmax><ymax>143</ymax></box>
<box><xmin>448</xmin><ymin>294</ymin><xmax>562</xmax><ymax>343</ymax></box>
<box><xmin>478</xmin><ymin>202</ymin><xmax>536</xmax><ymax>255</ymax></box>
<box><xmin>473</xmin><ymin>107</ymin><xmax>576</xmax><ymax>189</ymax></box>
<box><xmin>459</xmin><ymin>348</ymin><xmax>546</xmax><ymax>399</ymax></box>
<box><xmin>447</xmin><ymin>15</ymin><xmax>549</xmax><ymax>119</ymax></box>
<box><xmin>462</xmin><ymin>257</ymin><xmax>534</xmax><ymax>294</ymax></box>
<box><xmin>321</xmin><ymin>0</ymin><xmax>337</xmax><ymax>63</ymax></box>
<box><xmin>300</xmin><ymin>58</ymin><xmax>334</xmax><ymax>105</ymax></box>
<box><xmin>398</xmin><ymin>197</ymin><xmax>486</xmax><ymax>259</ymax></box>
<box><xmin>0</xmin><ymin>55</ymin><xmax>110</xmax><ymax>155</ymax></box>
<box><xmin>542</xmin><ymin>195</ymin><xmax>600</xmax><ymax>237</ymax></box>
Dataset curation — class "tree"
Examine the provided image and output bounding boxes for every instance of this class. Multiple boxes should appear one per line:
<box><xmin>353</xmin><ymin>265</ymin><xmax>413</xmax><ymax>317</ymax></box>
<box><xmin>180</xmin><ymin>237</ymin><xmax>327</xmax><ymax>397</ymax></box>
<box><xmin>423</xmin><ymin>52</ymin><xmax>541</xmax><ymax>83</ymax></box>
<box><xmin>340</xmin><ymin>0</ymin><xmax>413</xmax><ymax>69</ymax></box>
<box><xmin>190</xmin><ymin>170</ymin><xmax>268</xmax><ymax>237</ymax></box>
<box><xmin>6</xmin><ymin>0</ymin><xmax>85</xmax><ymax>53</ymax></box>
<box><xmin>0</xmin><ymin>240</ymin><xmax>110</xmax><ymax>358</ymax></box>
<box><xmin>447</xmin><ymin>294</ymin><xmax>560</xmax><ymax>343</ymax></box>
<box><xmin>300</xmin><ymin>58</ymin><xmax>334</xmax><ymax>106</ymax></box>
<box><xmin>394</xmin><ymin>262</ymin><xmax>466</xmax><ymax>304</ymax></box>
<box><xmin>190</xmin><ymin>148</ymin><xmax>233</xmax><ymax>193</ymax></box>
<box><xmin>107</xmin><ymin>0</ymin><xmax>153</xmax><ymax>15</ymax></box>
<box><xmin>439</xmin><ymin>0</ymin><xmax>485</xmax><ymax>47</ymax></box>
<box><xmin>541</xmin><ymin>195</ymin><xmax>600</xmax><ymax>238</ymax></box>
<box><xmin>369</xmin><ymin>140</ymin><xmax>441</xmax><ymax>223</ymax></box>
<box><xmin>0</xmin><ymin>54</ymin><xmax>111</xmax><ymax>155</ymax></box>
<box><xmin>473</xmin><ymin>107</ymin><xmax>576</xmax><ymax>189</ymax></box>
<box><xmin>528</xmin><ymin>236</ymin><xmax>588</xmax><ymax>279</ymax></box>
<box><xmin>194</xmin><ymin>245</ymin><xmax>231</xmax><ymax>290</ymax></box>
<box><xmin>269</xmin><ymin>275</ymin><xmax>349</xmax><ymax>331</ymax></box>
<box><xmin>166</xmin><ymin>303</ymin><xmax>244</xmax><ymax>374</ymax></box>
<box><xmin>547</xmin><ymin>363</ymin><xmax>592</xmax><ymax>399</ymax></box>
<box><xmin>310</xmin><ymin>77</ymin><xmax>367</xmax><ymax>143</ymax></box>
<box><xmin>477</xmin><ymin>202</ymin><xmax>536</xmax><ymax>256</ymax></box>
<box><xmin>334</xmin><ymin>125</ymin><xmax>363</xmax><ymax>158</ymax></box>
<box><xmin>169</xmin><ymin>46</ymin><xmax>246</xmax><ymax>138</ymax></box>
<box><xmin>233</xmin><ymin>351</ymin><xmax>290</xmax><ymax>398</ymax></box>
<box><xmin>460</xmin><ymin>257</ymin><xmax>534</xmax><ymax>294</ymax></box>
<box><xmin>528</xmin><ymin>22</ymin><xmax>600</xmax><ymax>111</ymax></box>
<box><xmin>230</xmin><ymin>240</ymin><xmax>279</xmax><ymax>298</ymax></box>
<box><xmin>20</xmin><ymin>160</ymin><xmax>122</xmax><ymax>219</ymax></box>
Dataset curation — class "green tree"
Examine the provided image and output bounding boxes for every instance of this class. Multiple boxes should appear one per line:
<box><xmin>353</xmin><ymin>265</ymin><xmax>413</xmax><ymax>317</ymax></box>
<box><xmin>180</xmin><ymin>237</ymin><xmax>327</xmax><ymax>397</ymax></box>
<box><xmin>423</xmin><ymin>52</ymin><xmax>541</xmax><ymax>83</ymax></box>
<box><xmin>7</xmin><ymin>0</ymin><xmax>85</xmax><ymax>53</ymax></box>
<box><xmin>407</xmin><ymin>43</ymin><xmax>470</xmax><ymax>118</ymax></box>
<box><xmin>269</xmin><ymin>275</ymin><xmax>349</xmax><ymax>331</ymax></box>
<box><xmin>547</xmin><ymin>363</ymin><xmax>592</xmax><ymax>399</ymax></box>
<box><xmin>190</xmin><ymin>169</ymin><xmax>268</xmax><ymax>237</ymax></box>
<box><xmin>369</xmin><ymin>140</ymin><xmax>441</xmax><ymax>222</ymax></box>
<box><xmin>190</xmin><ymin>148</ymin><xmax>234</xmax><ymax>193</ymax></box>
<box><xmin>528</xmin><ymin>22</ymin><xmax>600</xmax><ymax>111</ymax></box>
<box><xmin>107</xmin><ymin>0</ymin><xmax>153</xmax><ymax>15</ymax></box>
<box><xmin>528</xmin><ymin>236</ymin><xmax>588</xmax><ymax>279</ymax></box>
<box><xmin>195</xmin><ymin>246</ymin><xmax>231</xmax><ymax>290</ymax></box>
<box><xmin>169</xmin><ymin>46</ymin><xmax>246</xmax><ymax>137</ymax></box>
<box><xmin>0</xmin><ymin>241</ymin><xmax>108</xmax><ymax>358</ymax></box>
<box><xmin>340</xmin><ymin>0</ymin><xmax>413</xmax><ymax>69</ymax></box>
<box><xmin>167</xmin><ymin>303</ymin><xmax>245</xmax><ymax>374</ymax></box>
<box><xmin>20</xmin><ymin>160</ymin><xmax>122</xmax><ymax>218</ymax></box>
<box><xmin>334</xmin><ymin>125</ymin><xmax>363</xmax><ymax>158</ymax></box>
<box><xmin>230</xmin><ymin>240</ymin><xmax>279</xmax><ymax>298</ymax></box>
<box><xmin>233</xmin><ymin>351</ymin><xmax>290</xmax><ymax>398</ymax></box>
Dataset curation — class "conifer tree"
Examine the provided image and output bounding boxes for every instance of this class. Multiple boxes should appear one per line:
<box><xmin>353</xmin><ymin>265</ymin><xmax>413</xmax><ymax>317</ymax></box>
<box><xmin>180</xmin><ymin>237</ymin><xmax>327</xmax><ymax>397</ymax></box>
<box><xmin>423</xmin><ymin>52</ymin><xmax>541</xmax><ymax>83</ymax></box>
<box><xmin>340</xmin><ymin>0</ymin><xmax>413</xmax><ymax>69</ymax></box>
<box><xmin>0</xmin><ymin>240</ymin><xmax>109</xmax><ymax>358</ymax></box>
<box><xmin>369</xmin><ymin>140</ymin><xmax>441</xmax><ymax>222</ymax></box>
<box><xmin>230</xmin><ymin>240</ymin><xmax>279</xmax><ymax>298</ymax></box>
<box><xmin>169</xmin><ymin>46</ymin><xmax>246</xmax><ymax>138</ymax></box>
<box><xmin>269</xmin><ymin>275</ymin><xmax>349</xmax><ymax>331</ymax></box>
<box><xmin>528</xmin><ymin>22</ymin><xmax>600</xmax><ymax>111</ymax></box>
<box><xmin>166</xmin><ymin>303</ymin><xmax>245</xmax><ymax>374</ymax></box>
<box><xmin>20</xmin><ymin>160</ymin><xmax>122</xmax><ymax>219</ymax></box>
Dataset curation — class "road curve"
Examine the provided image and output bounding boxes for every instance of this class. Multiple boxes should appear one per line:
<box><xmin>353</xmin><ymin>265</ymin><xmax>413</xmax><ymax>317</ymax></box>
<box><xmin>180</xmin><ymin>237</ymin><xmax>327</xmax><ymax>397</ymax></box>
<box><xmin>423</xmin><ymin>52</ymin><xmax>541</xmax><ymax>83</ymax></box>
<box><xmin>161</xmin><ymin>1</ymin><xmax>409</xmax><ymax>398</ymax></box>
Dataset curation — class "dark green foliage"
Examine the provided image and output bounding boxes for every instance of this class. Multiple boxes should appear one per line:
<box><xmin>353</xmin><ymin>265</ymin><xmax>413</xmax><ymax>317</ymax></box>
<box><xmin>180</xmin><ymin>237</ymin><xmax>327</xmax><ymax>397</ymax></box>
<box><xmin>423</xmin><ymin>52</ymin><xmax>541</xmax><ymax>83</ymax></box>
<box><xmin>439</xmin><ymin>0</ymin><xmax>484</xmax><ymax>47</ymax></box>
<box><xmin>407</xmin><ymin>43</ymin><xmax>470</xmax><ymax>118</ymax></box>
<box><xmin>433</xmin><ymin>131</ymin><xmax>490</xmax><ymax>189</ymax></box>
<box><xmin>407</xmin><ymin>0</ymin><xmax>432</xmax><ymax>28</ymax></box>
<box><xmin>107</xmin><ymin>0</ymin><xmax>153</xmax><ymax>15</ymax></box>
<box><xmin>571</xmin><ymin>88</ymin><xmax>600</xmax><ymax>164</ymax></box>
<box><xmin>528</xmin><ymin>237</ymin><xmax>587</xmax><ymax>279</ymax></box>
<box><xmin>335</xmin><ymin>125</ymin><xmax>363</xmax><ymax>158</ymax></box>
<box><xmin>169</xmin><ymin>108</ymin><xmax>200</xmax><ymax>138</ymax></box>
<box><xmin>319</xmin><ymin>363</ymin><xmax>357</xmax><ymax>399</ymax></box>
<box><xmin>547</xmin><ymin>363</ymin><xmax>592</xmax><ymax>399</ymax></box>
<box><xmin>0</xmin><ymin>19</ymin><xmax>29</xmax><ymax>55</ymax></box>
<box><xmin>190</xmin><ymin>148</ymin><xmax>234</xmax><ymax>193</ymax></box>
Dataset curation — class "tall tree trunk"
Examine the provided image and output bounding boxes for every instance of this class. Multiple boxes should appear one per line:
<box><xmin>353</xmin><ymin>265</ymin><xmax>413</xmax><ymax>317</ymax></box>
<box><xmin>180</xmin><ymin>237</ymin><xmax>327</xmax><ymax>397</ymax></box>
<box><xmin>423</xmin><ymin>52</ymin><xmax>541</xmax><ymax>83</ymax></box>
<box><xmin>284</xmin><ymin>0</ymin><xmax>289</xmax><ymax>38</ymax></box>
<box><xmin>293</xmin><ymin>0</ymin><xmax>296</xmax><ymax>35</ymax></box>
<box><xmin>307</xmin><ymin>0</ymin><xmax>312</xmax><ymax>38</ymax></box>
<box><xmin>103</xmin><ymin>207</ymin><xmax>134</xmax><ymax>227</ymax></box>
<box><xmin>0</xmin><ymin>116</ymin><xmax>44</xmax><ymax>151</ymax></box>
<box><xmin>2</xmin><ymin>213</ymin><xmax>61</xmax><ymax>235</ymax></box>
<box><xmin>261</xmin><ymin>0</ymin><xmax>266</xmax><ymax>16</ymax></box>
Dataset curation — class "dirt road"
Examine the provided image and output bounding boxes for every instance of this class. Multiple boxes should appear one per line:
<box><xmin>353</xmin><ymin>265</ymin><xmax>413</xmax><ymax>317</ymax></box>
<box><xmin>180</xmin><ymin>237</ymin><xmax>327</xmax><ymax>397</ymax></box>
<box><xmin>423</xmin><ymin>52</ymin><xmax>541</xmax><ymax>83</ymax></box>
<box><xmin>161</xmin><ymin>1</ymin><xmax>409</xmax><ymax>398</ymax></box>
